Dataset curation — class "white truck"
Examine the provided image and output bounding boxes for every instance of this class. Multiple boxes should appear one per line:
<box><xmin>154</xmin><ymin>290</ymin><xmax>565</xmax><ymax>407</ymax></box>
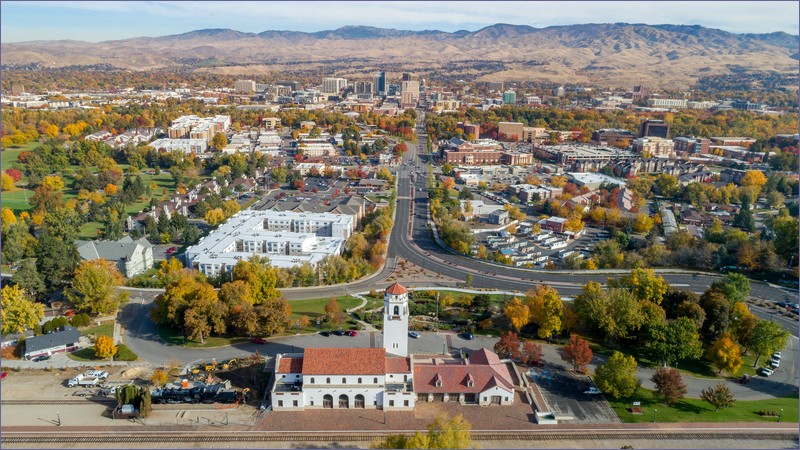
<box><xmin>67</xmin><ymin>374</ymin><xmax>102</xmax><ymax>388</ymax></box>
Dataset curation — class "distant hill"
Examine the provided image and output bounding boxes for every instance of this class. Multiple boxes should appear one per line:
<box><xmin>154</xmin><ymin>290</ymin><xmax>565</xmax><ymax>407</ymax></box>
<box><xmin>2</xmin><ymin>23</ymin><xmax>797</xmax><ymax>89</ymax></box>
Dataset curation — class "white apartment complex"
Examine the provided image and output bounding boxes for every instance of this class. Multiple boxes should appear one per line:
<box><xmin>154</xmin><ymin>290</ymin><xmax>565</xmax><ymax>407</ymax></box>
<box><xmin>322</xmin><ymin>78</ymin><xmax>348</xmax><ymax>95</ymax></box>
<box><xmin>149</xmin><ymin>138</ymin><xmax>208</xmax><ymax>154</ymax></box>
<box><xmin>168</xmin><ymin>115</ymin><xmax>232</xmax><ymax>142</ymax></box>
<box><xmin>186</xmin><ymin>210</ymin><xmax>354</xmax><ymax>275</ymax></box>
<box><xmin>633</xmin><ymin>137</ymin><xmax>676</xmax><ymax>158</ymax></box>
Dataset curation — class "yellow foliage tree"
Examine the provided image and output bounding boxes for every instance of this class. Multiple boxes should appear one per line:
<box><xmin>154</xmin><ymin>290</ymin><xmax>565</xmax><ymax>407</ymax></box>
<box><xmin>222</xmin><ymin>200</ymin><xmax>240</xmax><ymax>218</ymax></box>
<box><xmin>1</xmin><ymin>172</ymin><xmax>15</xmax><ymax>191</ymax></box>
<box><xmin>740</xmin><ymin>170</ymin><xmax>767</xmax><ymax>189</ymax></box>
<box><xmin>549</xmin><ymin>175</ymin><xmax>567</xmax><ymax>188</ymax></box>
<box><xmin>633</xmin><ymin>213</ymin><xmax>654</xmax><ymax>233</ymax></box>
<box><xmin>205</xmin><ymin>208</ymin><xmax>226</xmax><ymax>226</ymax></box>
<box><xmin>1</xmin><ymin>208</ymin><xmax>17</xmax><ymax>231</ymax></box>
<box><xmin>104</xmin><ymin>184</ymin><xmax>118</xmax><ymax>195</ymax></box>
<box><xmin>94</xmin><ymin>335</ymin><xmax>117</xmax><ymax>359</ymax></box>
<box><xmin>705</xmin><ymin>334</ymin><xmax>743</xmax><ymax>375</ymax></box>
<box><xmin>504</xmin><ymin>297</ymin><xmax>530</xmax><ymax>332</ymax></box>
<box><xmin>40</xmin><ymin>175</ymin><xmax>65</xmax><ymax>191</ymax></box>
<box><xmin>151</xmin><ymin>369</ymin><xmax>168</xmax><ymax>386</ymax></box>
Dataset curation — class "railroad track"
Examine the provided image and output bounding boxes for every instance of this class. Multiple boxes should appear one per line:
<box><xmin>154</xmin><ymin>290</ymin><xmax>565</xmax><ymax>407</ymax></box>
<box><xmin>3</xmin><ymin>430</ymin><xmax>797</xmax><ymax>444</ymax></box>
<box><xmin>1</xmin><ymin>398</ymin><xmax>116</xmax><ymax>405</ymax></box>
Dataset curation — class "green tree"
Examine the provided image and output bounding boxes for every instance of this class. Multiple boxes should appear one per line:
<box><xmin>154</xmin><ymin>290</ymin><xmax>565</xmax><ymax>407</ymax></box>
<box><xmin>593</xmin><ymin>351</ymin><xmax>640</xmax><ymax>399</ymax></box>
<box><xmin>66</xmin><ymin>259</ymin><xmax>128</xmax><ymax>315</ymax></box>
<box><xmin>709</xmin><ymin>273</ymin><xmax>751</xmax><ymax>305</ymax></box>
<box><xmin>35</xmin><ymin>233</ymin><xmax>80</xmax><ymax>292</ymax></box>
<box><xmin>700</xmin><ymin>383</ymin><xmax>735</xmax><ymax>411</ymax></box>
<box><xmin>700</xmin><ymin>290</ymin><xmax>731</xmax><ymax>341</ymax></box>
<box><xmin>654</xmin><ymin>174</ymin><xmax>681</xmax><ymax>198</ymax></box>
<box><xmin>645</xmin><ymin>317</ymin><xmax>704</xmax><ymax>367</ymax></box>
<box><xmin>651</xmin><ymin>366</ymin><xmax>687</xmax><ymax>405</ymax></box>
<box><xmin>1</xmin><ymin>284</ymin><xmax>45</xmax><ymax>335</ymax></box>
<box><xmin>11</xmin><ymin>259</ymin><xmax>46</xmax><ymax>299</ymax></box>
<box><xmin>749</xmin><ymin>319</ymin><xmax>790</xmax><ymax>367</ymax></box>
<box><xmin>770</xmin><ymin>215</ymin><xmax>798</xmax><ymax>263</ymax></box>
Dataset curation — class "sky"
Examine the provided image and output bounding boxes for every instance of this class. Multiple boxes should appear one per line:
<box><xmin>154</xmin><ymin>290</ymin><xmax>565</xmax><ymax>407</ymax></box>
<box><xmin>2</xmin><ymin>1</ymin><xmax>798</xmax><ymax>43</ymax></box>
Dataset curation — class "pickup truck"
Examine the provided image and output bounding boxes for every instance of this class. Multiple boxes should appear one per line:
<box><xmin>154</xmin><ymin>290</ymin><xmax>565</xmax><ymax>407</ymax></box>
<box><xmin>583</xmin><ymin>387</ymin><xmax>602</xmax><ymax>395</ymax></box>
<box><xmin>67</xmin><ymin>374</ymin><xmax>102</xmax><ymax>388</ymax></box>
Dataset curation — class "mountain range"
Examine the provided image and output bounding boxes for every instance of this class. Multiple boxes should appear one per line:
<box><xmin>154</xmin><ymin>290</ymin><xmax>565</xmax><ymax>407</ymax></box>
<box><xmin>2</xmin><ymin>23</ymin><xmax>798</xmax><ymax>89</ymax></box>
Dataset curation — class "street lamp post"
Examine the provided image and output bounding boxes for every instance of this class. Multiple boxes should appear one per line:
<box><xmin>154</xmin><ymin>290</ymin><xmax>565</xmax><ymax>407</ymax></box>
<box><xmin>652</xmin><ymin>408</ymin><xmax>657</xmax><ymax>423</ymax></box>
<box><xmin>56</xmin><ymin>411</ymin><xmax>61</xmax><ymax>426</ymax></box>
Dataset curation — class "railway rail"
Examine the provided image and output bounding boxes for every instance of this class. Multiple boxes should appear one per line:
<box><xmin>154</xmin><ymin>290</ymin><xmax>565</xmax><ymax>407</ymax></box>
<box><xmin>1</xmin><ymin>399</ymin><xmax>116</xmax><ymax>405</ymax></box>
<box><xmin>3</xmin><ymin>429</ymin><xmax>797</xmax><ymax>444</ymax></box>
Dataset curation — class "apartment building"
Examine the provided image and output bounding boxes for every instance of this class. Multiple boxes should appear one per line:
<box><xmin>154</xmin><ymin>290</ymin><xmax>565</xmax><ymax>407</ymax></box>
<box><xmin>234</xmin><ymin>80</ymin><xmax>256</xmax><ymax>93</ymax></box>
<box><xmin>322</xmin><ymin>78</ymin><xmax>348</xmax><ymax>95</ymax></box>
<box><xmin>632</xmin><ymin>137</ymin><xmax>675</xmax><ymax>158</ymax></box>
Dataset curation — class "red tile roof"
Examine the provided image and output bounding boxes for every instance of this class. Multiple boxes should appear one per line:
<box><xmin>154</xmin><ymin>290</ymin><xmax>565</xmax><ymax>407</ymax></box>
<box><xmin>302</xmin><ymin>348</ymin><xmax>386</xmax><ymax>375</ymax></box>
<box><xmin>468</xmin><ymin>348</ymin><xmax>501</xmax><ymax>366</ymax></box>
<box><xmin>277</xmin><ymin>357</ymin><xmax>303</xmax><ymax>374</ymax></box>
<box><xmin>385</xmin><ymin>283</ymin><xmax>407</xmax><ymax>295</ymax></box>
<box><xmin>386</xmin><ymin>357</ymin><xmax>411</xmax><ymax>373</ymax></box>
<box><xmin>413</xmin><ymin>348</ymin><xmax>514</xmax><ymax>394</ymax></box>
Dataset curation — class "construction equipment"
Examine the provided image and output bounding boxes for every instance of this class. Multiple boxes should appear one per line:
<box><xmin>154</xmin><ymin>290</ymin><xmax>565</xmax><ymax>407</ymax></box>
<box><xmin>222</xmin><ymin>359</ymin><xmax>238</xmax><ymax>370</ymax></box>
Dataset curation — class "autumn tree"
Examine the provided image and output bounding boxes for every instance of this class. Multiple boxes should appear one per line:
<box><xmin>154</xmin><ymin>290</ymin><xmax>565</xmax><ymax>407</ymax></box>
<box><xmin>503</xmin><ymin>297</ymin><xmax>530</xmax><ymax>332</ymax></box>
<box><xmin>593</xmin><ymin>351</ymin><xmax>640</xmax><ymax>399</ymax></box>
<box><xmin>156</xmin><ymin>257</ymin><xmax>184</xmax><ymax>287</ymax></box>
<box><xmin>94</xmin><ymin>335</ymin><xmax>117</xmax><ymax>359</ymax></box>
<box><xmin>66</xmin><ymin>259</ymin><xmax>128</xmax><ymax>315</ymax></box>
<box><xmin>150</xmin><ymin>369</ymin><xmax>168</xmax><ymax>386</ymax></box>
<box><xmin>525</xmin><ymin>285</ymin><xmax>563</xmax><ymax>340</ymax></box>
<box><xmin>705</xmin><ymin>334</ymin><xmax>743</xmax><ymax>375</ymax></box>
<box><xmin>325</xmin><ymin>297</ymin><xmax>340</xmax><ymax>324</ymax></box>
<box><xmin>205</xmin><ymin>208</ymin><xmax>226</xmax><ymax>225</ymax></box>
<box><xmin>651</xmin><ymin>366</ymin><xmax>687</xmax><ymax>405</ymax></box>
<box><xmin>700</xmin><ymin>383</ymin><xmax>735</xmax><ymax>411</ymax></box>
<box><xmin>1</xmin><ymin>284</ymin><xmax>44</xmax><ymax>335</ymax></box>
<box><xmin>519</xmin><ymin>340</ymin><xmax>543</xmax><ymax>366</ymax></box>
<box><xmin>608</xmin><ymin>268</ymin><xmax>669</xmax><ymax>305</ymax></box>
<box><xmin>561</xmin><ymin>335</ymin><xmax>593</xmax><ymax>373</ymax></box>
<box><xmin>427</xmin><ymin>414</ymin><xmax>472</xmax><ymax>449</ymax></box>
<box><xmin>494</xmin><ymin>331</ymin><xmax>521</xmax><ymax>359</ymax></box>
<box><xmin>211</xmin><ymin>132</ymin><xmax>228</xmax><ymax>151</ymax></box>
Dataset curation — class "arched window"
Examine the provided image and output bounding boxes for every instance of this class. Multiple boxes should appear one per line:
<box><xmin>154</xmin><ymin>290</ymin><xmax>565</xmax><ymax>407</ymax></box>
<box><xmin>310</xmin><ymin>378</ymin><xmax>314</xmax><ymax>384</ymax></box>
<box><xmin>358</xmin><ymin>377</ymin><xmax>362</xmax><ymax>384</ymax></box>
<box><xmin>394</xmin><ymin>305</ymin><xmax>400</xmax><ymax>315</ymax></box>
<box><xmin>374</xmin><ymin>377</ymin><xmax>378</xmax><ymax>384</ymax></box>
<box><xmin>326</xmin><ymin>378</ymin><xmax>330</xmax><ymax>384</ymax></box>
<box><xmin>342</xmin><ymin>377</ymin><xmax>346</xmax><ymax>384</ymax></box>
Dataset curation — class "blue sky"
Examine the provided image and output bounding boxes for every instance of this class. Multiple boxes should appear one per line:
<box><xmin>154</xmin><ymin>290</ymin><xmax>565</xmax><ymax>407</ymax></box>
<box><xmin>2</xmin><ymin>1</ymin><xmax>798</xmax><ymax>43</ymax></box>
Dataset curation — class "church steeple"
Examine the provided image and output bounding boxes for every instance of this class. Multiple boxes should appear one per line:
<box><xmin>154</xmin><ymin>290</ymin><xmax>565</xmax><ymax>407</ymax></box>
<box><xmin>383</xmin><ymin>283</ymin><xmax>409</xmax><ymax>357</ymax></box>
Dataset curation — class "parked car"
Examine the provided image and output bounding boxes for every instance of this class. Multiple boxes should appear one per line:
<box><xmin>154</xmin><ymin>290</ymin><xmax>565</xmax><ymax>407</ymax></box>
<box><xmin>408</xmin><ymin>331</ymin><xmax>420</xmax><ymax>339</ymax></box>
<box><xmin>345</xmin><ymin>330</ymin><xmax>357</xmax><ymax>337</ymax></box>
<box><xmin>769</xmin><ymin>358</ymin><xmax>780</xmax><ymax>369</ymax></box>
<box><xmin>1</xmin><ymin>372</ymin><xmax>7</xmax><ymax>380</ymax></box>
<box><xmin>459</xmin><ymin>332</ymin><xmax>474</xmax><ymax>340</ymax></box>
<box><xmin>319</xmin><ymin>331</ymin><xmax>330</xmax><ymax>337</ymax></box>
<box><xmin>772</xmin><ymin>351</ymin><xmax>782</xmax><ymax>360</ymax></box>
<box><xmin>738</xmin><ymin>374</ymin><xmax>751</xmax><ymax>384</ymax></box>
<box><xmin>760</xmin><ymin>367</ymin><xmax>774</xmax><ymax>377</ymax></box>
<box><xmin>250</xmin><ymin>337</ymin><xmax>267</xmax><ymax>345</ymax></box>
<box><xmin>583</xmin><ymin>387</ymin><xmax>602</xmax><ymax>395</ymax></box>
<box><xmin>332</xmin><ymin>330</ymin><xmax>345</xmax><ymax>336</ymax></box>
<box><xmin>32</xmin><ymin>355</ymin><xmax>51</xmax><ymax>362</ymax></box>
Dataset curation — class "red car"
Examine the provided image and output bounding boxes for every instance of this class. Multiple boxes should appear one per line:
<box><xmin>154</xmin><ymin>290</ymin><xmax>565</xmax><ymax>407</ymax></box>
<box><xmin>165</xmin><ymin>247</ymin><xmax>178</xmax><ymax>255</ymax></box>
<box><xmin>345</xmin><ymin>330</ymin><xmax>357</xmax><ymax>337</ymax></box>
<box><xmin>1</xmin><ymin>372</ymin><xmax>7</xmax><ymax>380</ymax></box>
<box><xmin>250</xmin><ymin>337</ymin><xmax>267</xmax><ymax>345</ymax></box>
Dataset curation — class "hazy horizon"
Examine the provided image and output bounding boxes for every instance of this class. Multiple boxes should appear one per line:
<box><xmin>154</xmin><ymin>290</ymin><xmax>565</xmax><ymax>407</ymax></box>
<box><xmin>2</xmin><ymin>1</ymin><xmax>798</xmax><ymax>43</ymax></box>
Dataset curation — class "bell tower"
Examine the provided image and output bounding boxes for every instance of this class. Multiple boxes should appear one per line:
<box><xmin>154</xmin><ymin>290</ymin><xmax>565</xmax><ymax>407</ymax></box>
<box><xmin>383</xmin><ymin>283</ymin><xmax>409</xmax><ymax>357</ymax></box>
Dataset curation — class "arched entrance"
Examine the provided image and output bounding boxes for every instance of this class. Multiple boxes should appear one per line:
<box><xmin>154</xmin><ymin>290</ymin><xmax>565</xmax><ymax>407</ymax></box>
<box><xmin>322</xmin><ymin>394</ymin><xmax>333</xmax><ymax>408</ymax></box>
<box><xmin>354</xmin><ymin>394</ymin><xmax>365</xmax><ymax>408</ymax></box>
<box><xmin>338</xmin><ymin>394</ymin><xmax>349</xmax><ymax>408</ymax></box>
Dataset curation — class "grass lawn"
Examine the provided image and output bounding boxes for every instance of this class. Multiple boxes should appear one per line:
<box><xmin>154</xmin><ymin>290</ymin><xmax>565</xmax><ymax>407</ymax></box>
<box><xmin>78</xmin><ymin>221</ymin><xmax>105</xmax><ymax>240</ymax></box>
<box><xmin>81</xmin><ymin>321</ymin><xmax>115</xmax><ymax>338</ymax></box>
<box><xmin>609</xmin><ymin>387</ymin><xmax>799</xmax><ymax>423</ymax></box>
<box><xmin>0</xmin><ymin>188</ymin><xmax>34</xmax><ymax>212</ymax></box>
<box><xmin>157</xmin><ymin>326</ymin><xmax>250</xmax><ymax>348</ymax></box>
<box><xmin>287</xmin><ymin>296</ymin><xmax>364</xmax><ymax>333</ymax></box>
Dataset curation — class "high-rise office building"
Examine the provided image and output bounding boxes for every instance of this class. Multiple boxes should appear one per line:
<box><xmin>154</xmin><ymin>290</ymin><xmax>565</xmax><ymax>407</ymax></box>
<box><xmin>234</xmin><ymin>80</ymin><xmax>256</xmax><ymax>93</ymax></box>
<box><xmin>373</xmin><ymin>72</ymin><xmax>386</xmax><ymax>96</ymax></box>
<box><xmin>354</xmin><ymin>81</ymin><xmax>374</xmax><ymax>96</ymax></box>
<box><xmin>503</xmin><ymin>90</ymin><xmax>517</xmax><ymax>105</ymax></box>
<box><xmin>639</xmin><ymin>119</ymin><xmax>670</xmax><ymax>139</ymax></box>
<box><xmin>322</xmin><ymin>77</ymin><xmax>348</xmax><ymax>95</ymax></box>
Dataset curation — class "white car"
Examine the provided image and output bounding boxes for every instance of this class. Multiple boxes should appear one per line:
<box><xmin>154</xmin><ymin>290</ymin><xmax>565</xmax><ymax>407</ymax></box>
<box><xmin>769</xmin><ymin>358</ymin><xmax>780</xmax><ymax>369</ymax></box>
<box><xmin>760</xmin><ymin>367</ymin><xmax>775</xmax><ymax>377</ymax></box>
<box><xmin>583</xmin><ymin>387</ymin><xmax>602</xmax><ymax>395</ymax></box>
<box><xmin>772</xmin><ymin>352</ymin><xmax>782</xmax><ymax>360</ymax></box>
